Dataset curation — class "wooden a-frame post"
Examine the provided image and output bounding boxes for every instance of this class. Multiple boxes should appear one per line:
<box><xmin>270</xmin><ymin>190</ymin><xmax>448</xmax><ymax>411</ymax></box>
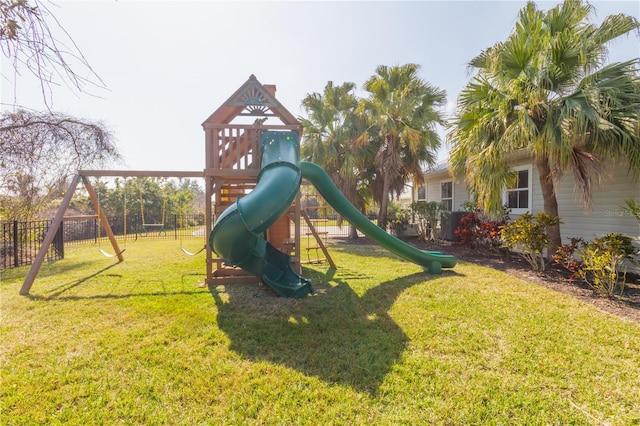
<box><xmin>20</xmin><ymin>174</ymin><xmax>124</xmax><ymax>295</ymax></box>
<box><xmin>81</xmin><ymin>176</ymin><xmax>125</xmax><ymax>261</ymax></box>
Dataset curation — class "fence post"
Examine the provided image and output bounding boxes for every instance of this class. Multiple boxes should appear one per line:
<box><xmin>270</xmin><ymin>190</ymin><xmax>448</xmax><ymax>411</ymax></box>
<box><xmin>56</xmin><ymin>221</ymin><xmax>65</xmax><ymax>259</ymax></box>
<box><xmin>174</xmin><ymin>214</ymin><xmax>178</xmax><ymax>240</ymax></box>
<box><xmin>13</xmin><ymin>220</ymin><xmax>18</xmax><ymax>268</ymax></box>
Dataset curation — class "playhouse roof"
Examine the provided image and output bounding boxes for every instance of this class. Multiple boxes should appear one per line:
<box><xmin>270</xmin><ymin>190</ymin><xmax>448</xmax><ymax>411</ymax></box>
<box><xmin>202</xmin><ymin>74</ymin><xmax>300</xmax><ymax>127</ymax></box>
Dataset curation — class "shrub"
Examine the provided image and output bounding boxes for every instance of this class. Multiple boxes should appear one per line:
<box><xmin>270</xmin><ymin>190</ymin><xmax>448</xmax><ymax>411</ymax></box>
<box><xmin>581</xmin><ymin>234</ymin><xmax>636</xmax><ymax>297</ymax></box>
<box><xmin>455</xmin><ymin>212</ymin><xmax>483</xmax><ymax>247</ymax></box>
<box><xmin>388</xmin><ymin>205</ymin><xmax>411</xmax><ymax>237</ymax></box>
<box><xmin>624</xmin><ymin>199</ymin><xmax>640</xmax><ymax>225</ymax></box>
<box><xmin>411</xmin><ymin>201</ymin><xmax>444</xmax><ymax>242</ymax></box>
<box><xmin>554</xmin><ymin>234</ymin><xmax>637</xmax><ymax>297</ymax></box>
<box><xmin>481</xmin><ymin>220</ymin><xmax>504</xmax><ymax>250</ymax></box>
<box><xmin>455</xmin><ymin>212</ymin><xmax>506</xmax><ymax>250</ymax></box>
<box><xmin>500</xmin><ymin>212</ymin><xmax>560</xmax><ymax>271</ymax></box>
<box><xmin>552</xmin><ymin>237</ymin><xmax>584</xmax><ymax>279</ymax></box>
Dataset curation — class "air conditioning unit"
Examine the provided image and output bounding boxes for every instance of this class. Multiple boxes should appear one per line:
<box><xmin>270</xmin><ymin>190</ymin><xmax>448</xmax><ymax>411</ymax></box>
<box><xmin>440</xmin><ymin>211</ymin><xmax>467</xmax><ymax>241</ymax></box>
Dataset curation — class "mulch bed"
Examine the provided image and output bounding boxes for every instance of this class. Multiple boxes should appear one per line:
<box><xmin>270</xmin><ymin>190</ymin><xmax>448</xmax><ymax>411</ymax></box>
<box><xmin>336</xmin><ymin>236</ymin><xmax>640</xmax><ymax>324</ymax></box>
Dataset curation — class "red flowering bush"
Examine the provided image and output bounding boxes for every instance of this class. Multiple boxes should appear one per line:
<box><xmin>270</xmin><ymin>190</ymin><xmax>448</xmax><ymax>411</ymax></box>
<box><xmin>455</xmin><ymin>212</ymin><xmax>505</xmax><ymax>250</ymax></box>
<box><xmin>552</xmin><ymin>237</ymin><xmax>584</xmax><ymax>281</ymax></box>
<box><xmin>455</xmin><ymin>213</ymin><xmax>482</xmax><ymax>246</ymax></box>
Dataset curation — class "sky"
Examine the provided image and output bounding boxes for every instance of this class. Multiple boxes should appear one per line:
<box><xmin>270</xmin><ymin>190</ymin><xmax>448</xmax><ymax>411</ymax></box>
<box><xmin>2</xmin><ymin>0</ymin><xmax>639</xmax><ymax>173</ymax></box>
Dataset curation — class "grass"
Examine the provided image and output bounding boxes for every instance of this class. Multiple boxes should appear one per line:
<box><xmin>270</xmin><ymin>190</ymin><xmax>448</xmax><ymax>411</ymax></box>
<box><xmin>2</xmin><ymin>239</ymin><xmax>640</xmax><ymax>424</ymax></box>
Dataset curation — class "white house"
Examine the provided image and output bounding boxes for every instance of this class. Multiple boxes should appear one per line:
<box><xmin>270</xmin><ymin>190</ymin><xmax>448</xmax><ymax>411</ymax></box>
<box><xmin>415</xmin><ymin>151</ymin><xmax>640</xmax><ymax>255</ymax></box>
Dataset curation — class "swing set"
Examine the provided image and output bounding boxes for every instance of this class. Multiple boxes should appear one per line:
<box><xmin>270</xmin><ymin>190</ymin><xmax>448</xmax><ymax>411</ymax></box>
<box><xmin>138</xmin><ymin>184</ymin><xmax>167</xmax><ymax>235</ymax></box>
<box><xmin>20</xmin><ymin>75</ymin><xmax>335</xmax><ymax>296</ymax></box>
<box><xmin>20</xmin><ymin>171</ymin><xmax>207</xmax><ymax>294</ymax></box>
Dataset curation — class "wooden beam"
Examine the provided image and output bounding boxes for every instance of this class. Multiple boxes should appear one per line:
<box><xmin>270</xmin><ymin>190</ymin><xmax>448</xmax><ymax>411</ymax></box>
<box><xmin>83</xmin><ymin>177</ymin><xmax>125</xmax><ymax>262</ymax></box>
<box><xmin>62</xmin><ymin>215</ymin><xmax>99</xmax><ymax>221</ymax></box>
<box><xmin>204</xmin><ymin>169</ymin><xmax>259</xmax><ymax>178</ymax></box>
<box><xmin>208</xmin><ymin>275</ymin><xmax>260</xmax><ymax>285</ymax></box>
<box><xmin>78</xmin><ymin>170</ymin><xmax>204</xmax><ymax>178</ymax></box>
<box><xmin>202</xmin><ymin>123</ymin><xmax>301</xmax><ymax>131</ymax></box>
<box><xmin>21</xmin><ymin>175</ymin><xmax>82</xmax><ymax>295</ymax></box>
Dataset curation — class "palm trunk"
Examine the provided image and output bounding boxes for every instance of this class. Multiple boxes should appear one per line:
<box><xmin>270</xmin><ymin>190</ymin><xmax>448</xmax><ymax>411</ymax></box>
<box><xmin>349</xmin><ymin>223</ymin><xmax>359</xmax><ymax>239</ymax></box>
<box><xmin>342</xmin><ymin>182</ymin><xmax>359</xmax><ymax>239</ymax></box>
<box><xmin>378</xmin><ymin>172</ymin><xmax>391</xmax><ymax>231</ymax></box>
<box><xmin>535</xmin><ymin>155</ymin><xmax>561</xmax><ymax>257</ymax></box>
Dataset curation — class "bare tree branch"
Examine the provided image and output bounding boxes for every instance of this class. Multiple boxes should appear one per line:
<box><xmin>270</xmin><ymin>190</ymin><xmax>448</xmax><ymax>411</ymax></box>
<box><xmin>1</xmin><ymin>0</ymin><xmax>106</xmax><ymax>109</ymax></box>
<box><xmin>0</xmin><ymin>109</ymin><xmax>121</xmax><ymax>220</ymax></box>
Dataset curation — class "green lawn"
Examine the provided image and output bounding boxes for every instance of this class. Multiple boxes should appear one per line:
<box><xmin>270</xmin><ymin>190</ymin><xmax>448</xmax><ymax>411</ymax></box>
<box><xmin>2</xmin><ymin>240</ymin><xmax>639</xmax><ymax>424</ymax></box>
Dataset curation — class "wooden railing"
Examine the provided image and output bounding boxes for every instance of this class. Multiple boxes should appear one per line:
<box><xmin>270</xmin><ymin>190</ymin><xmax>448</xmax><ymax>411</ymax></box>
<box><xmin>204</xmin><ymin>124</ymin><xmax>300</xmax><ymax>172</ymax></box>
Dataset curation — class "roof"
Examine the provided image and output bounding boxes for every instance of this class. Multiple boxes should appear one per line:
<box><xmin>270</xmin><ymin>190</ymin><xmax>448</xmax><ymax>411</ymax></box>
<box><xmin>202</xmin><ymin>74</ymin><xmax>300</xmax><ymax>127</ymax></box>
<box><xmin>423</xmin><ymin>161</ymin><xmax>451</xmax><ymax>177</ymax></box>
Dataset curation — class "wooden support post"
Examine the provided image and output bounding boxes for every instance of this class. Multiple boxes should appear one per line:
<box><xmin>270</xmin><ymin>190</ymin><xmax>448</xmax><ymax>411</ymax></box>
<box><xmin>21</xmin><ymin>175</ymin><xmax>82</xmax><ymax>295</ymax></box>
<box><xmin>294</xmin><ymin>193</ymin><xmax>302</xmax><ymax>273</ymax></box>
<box><xmin>301</xmin><ymin>209</ymin><xmax>336</xmax><ymax>269</ymax></box>
<box><xmin>82</xmin><ymin>177</ymin><xmax>125</xmax><ymax>262</ymax></box>
<box><xmin>205</xmin><ymin>176</ymin><xmax>213</xmax><ymax>285</ymax></box>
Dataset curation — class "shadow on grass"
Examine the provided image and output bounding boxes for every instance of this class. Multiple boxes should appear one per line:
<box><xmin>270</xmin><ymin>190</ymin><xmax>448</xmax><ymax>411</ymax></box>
<box><xmin>2</xmin><ymin>258</ymin><xmax>117</xmax><ymax>283</ymax></box>
<box><xmin>209</xmin><ymin>268</ymin><xmax>449</xmax><ymax>394</ymax></box>
<box><xmin>24</xmin><ymin>264</ymin><xmax>206</xmax><ymax>301</ymax></box>
<box><xmin>329</xmin><ymin>238</ymin><xmax>459</xmax><ymax>263</ymax></box>
<box><xmin>26</xmin><ymin>263</ymin><xmax>122</xmax><ymax>299</ymax></box>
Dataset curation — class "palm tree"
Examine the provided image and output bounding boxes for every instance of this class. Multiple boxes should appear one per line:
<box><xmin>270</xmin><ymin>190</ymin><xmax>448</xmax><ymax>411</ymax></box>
<box><xmin>300</xmin><ymin>81</ymin><xmax>371</xmax><ymax>239</ymax></box>
<box><xmin>449</xmin><ymin>0</ymin><xmax>640</xmax><ymax>256</ymax></box>
<box><xmin>360</xmin><ymin>63</ymin><xmax>446</xmax><ymax>231</ymax></box>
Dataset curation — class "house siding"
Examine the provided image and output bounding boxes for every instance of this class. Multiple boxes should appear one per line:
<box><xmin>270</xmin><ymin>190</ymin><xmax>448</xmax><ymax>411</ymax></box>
<box><xmin>483</xmin><ymin>157</ymin><xmax>638</xmax><ymax>246</ymax></box>
<box><xmin>417</xmin><ymin>174</ymin><xmax>469</xmax><ymax>211</ymax></box>
<box><xmin>553</xmin><ymin>165</ymin><xmax>639</xmax><ymax>243</ymax></box>
<box><xmin>515</xmin><ymin>159</ymin><xmax>639</xmax><ymax>241</ymax></box>
<box><xmin>421</xmin><ymin>159</ymin><xmax>639</xmax><ymax>259</ymax></box>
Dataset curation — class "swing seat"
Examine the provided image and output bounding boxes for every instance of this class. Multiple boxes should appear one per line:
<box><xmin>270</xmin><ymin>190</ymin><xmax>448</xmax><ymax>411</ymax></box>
<box><xmin>180</xmin><ymin>245</ymin><xmax>206</xmax><ymax>256</ymax></box>
<box><xmin>141</xmin><ymin>223</ymin><xmax>166</xmax><ymax>237</ymax></box>
<box><xmin>142</xmin><ymin>223</ymin><xmax>164</xmax><ymax>228</ymax></box>
<box><xmin>98</xmin><ymin>248</ymin><xmax>126</xmax><ymax>258</ymax></box>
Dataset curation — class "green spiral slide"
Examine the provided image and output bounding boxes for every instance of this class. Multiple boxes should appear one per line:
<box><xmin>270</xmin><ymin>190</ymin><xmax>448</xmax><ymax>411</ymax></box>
<box><xmin>209</xmin><ymin>131</ymin><xmax>456</xmax><ymax>298</ymax></box>
<box><xmin>209</xmin><ymin>131</ymin><xmax>314</xmax><ymax>298</ymax></box>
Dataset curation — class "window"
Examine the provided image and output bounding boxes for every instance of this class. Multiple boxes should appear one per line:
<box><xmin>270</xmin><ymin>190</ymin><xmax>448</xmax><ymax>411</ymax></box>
<box><xmin>417</xmin><ymin>185</ymin><xmax>426</xmax><ymax>200</ymax></box>
<box><xmin>505</xmin><ymin>166</ymin><xmax>532</xmax><ymax>213</ymax></box>
<box><xmin>441</xmin><ymin>181</ymin><xmax>453</xmax><ymax>211</ymax></box>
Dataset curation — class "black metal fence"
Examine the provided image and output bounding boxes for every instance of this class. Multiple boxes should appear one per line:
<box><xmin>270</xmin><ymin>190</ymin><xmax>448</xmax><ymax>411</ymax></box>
<box><xmin>1</xmin><ymin>220</ymin><xmax>64</xmax><ymax>270</ymax></box>
<box><xmin>0</xmin><ymin>214</ymin><xmax>206</xmax><ymax>270</ymax></box>
<box><xmin>1</xmin><ymin>211</ymin><xmax>363</xmax><ymax>271</ymax></box>
<box><xmin>63</xmin><ymin>214</ymin><xmax>207</xmax><ymax>245</ymax></box>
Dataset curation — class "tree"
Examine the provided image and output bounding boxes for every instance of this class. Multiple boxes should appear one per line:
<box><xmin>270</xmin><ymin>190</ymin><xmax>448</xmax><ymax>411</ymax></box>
<box><xmin>1</xmin><ymin>0</ymin><xmax>105</xmax><ymax>108</ymax></box>
<box><xmin>359</xmin><ymin>63</ymin><xmax>446</xmax><ymax>231</ymax></box>
<box><xmin>1</xmin><ymin>2</ymin><xmax>118</xmax><ymax>221</ymax></box>
<box><xmin>448</xmin><ymin>0</ymin><xmax>640</xmax><ymax>256</ymax></box>
<box><xmin>300</xmin><ymin>81</ymin><xmax>372</xmax><ymax>239</ymax></box>
<box><xmin>70</xmin><ymin>177</ymin><xmax>203</xmax><ymax>228</ymax></box>
<box><xmin>0</xmin><ymin>109</ymin><xmax>120</xmax><ymax>220</ymax></box>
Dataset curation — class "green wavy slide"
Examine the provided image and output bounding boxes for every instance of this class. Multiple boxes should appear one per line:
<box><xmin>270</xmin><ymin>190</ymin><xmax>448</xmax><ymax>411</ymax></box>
<box><xmin>209</xmin><ymin>131</ymin><xmax>456</xmax><ymax>298</ymax></box>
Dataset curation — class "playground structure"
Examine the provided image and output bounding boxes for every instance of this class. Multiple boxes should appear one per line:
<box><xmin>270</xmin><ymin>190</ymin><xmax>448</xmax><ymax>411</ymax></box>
<box><xmin>202</xmin><ymin>76</ymin><xmax>312</xmax><ymax>293</ymax></box>
<box><xmin>20</xmin><ymin>75</ymin><xmax>456</xmax><ymax>296</ymax></box>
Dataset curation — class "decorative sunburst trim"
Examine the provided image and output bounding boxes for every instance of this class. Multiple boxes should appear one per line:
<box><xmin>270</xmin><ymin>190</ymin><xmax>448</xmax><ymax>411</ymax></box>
<box><xmin>227</xmin><ymin>81</ymin><xmax>280</xmax><ymax>108</ymax></box>
<box><xmin>242</xmin><ymin>105</ymin><xmax>270</xmax><ymax>116</ymax></box>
